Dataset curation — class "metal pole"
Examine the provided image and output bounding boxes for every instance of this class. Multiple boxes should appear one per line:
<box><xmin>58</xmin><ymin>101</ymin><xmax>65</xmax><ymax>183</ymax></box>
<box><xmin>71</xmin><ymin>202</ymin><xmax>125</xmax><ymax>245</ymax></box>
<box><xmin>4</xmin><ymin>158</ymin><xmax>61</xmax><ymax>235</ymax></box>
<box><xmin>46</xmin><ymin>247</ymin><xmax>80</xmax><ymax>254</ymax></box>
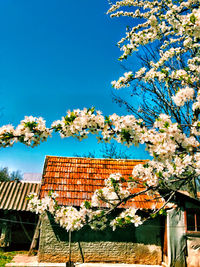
<box><xmin>69</xmin><ymin>229</ymin><xmax>71</xmax><ymax>263</ymax></box>
<box><xmin>66</xmin><ymin>229</ymin><xmax>74</xmax><ymax>267</ymax></box>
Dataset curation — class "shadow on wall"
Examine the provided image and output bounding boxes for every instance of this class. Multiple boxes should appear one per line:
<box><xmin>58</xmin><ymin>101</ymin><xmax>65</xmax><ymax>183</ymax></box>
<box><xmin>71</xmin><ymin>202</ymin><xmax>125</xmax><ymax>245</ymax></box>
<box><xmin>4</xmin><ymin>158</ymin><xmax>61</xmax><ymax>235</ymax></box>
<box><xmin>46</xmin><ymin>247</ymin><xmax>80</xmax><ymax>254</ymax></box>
<box><xmin>48</xmin><ymin>212</ymin><xmax>163</xmax><ymax>245</ymax></box>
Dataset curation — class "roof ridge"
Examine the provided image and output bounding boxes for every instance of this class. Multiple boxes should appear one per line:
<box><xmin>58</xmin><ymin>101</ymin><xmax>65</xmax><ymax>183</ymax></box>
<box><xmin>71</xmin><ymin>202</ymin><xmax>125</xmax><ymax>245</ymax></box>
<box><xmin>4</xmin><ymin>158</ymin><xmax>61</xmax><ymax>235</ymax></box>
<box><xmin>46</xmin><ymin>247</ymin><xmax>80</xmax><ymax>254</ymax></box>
<box><xmin>45</xmin><ymin>155</ymin><xmax>148</xmax><ymax>162</ymax></box>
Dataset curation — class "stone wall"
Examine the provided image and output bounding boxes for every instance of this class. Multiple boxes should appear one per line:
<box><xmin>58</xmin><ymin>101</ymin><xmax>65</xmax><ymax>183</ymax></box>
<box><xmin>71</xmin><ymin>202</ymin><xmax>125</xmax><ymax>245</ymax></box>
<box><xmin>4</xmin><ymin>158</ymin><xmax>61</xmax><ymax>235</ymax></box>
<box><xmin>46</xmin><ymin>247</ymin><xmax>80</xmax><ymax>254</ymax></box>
<box><xmin>38</xmin><ymin>212</ymin><xmax>163</xmax><ymax>264</ymax></box>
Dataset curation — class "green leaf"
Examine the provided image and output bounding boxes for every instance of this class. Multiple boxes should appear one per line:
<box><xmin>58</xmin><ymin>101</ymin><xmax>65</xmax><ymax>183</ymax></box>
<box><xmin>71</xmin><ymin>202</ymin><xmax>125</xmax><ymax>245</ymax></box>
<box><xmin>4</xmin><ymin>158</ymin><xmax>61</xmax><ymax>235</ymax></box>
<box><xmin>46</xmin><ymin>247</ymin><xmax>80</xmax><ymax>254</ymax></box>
<box><xmin>120</xmin><ymin>177</ymin><xmax>126</xmax><ymax>182</ymax></box>
<box><xmin>24</xmin><ymin>122</ymin><xmax>37</xmax><ymax>130</ymax></box>
<box><xmin>153</xmin><ymin>152</ymin><xmax>158</xmax><ymax>159</ymax></box>
<box><xmin>98</xmin><ymin>189</ymin><xmax>103</xmax><ymax>195</ymax></box>
<box><xmin>84</xmin><ymin>201</ymin><xmax>91</xmax><ymax>209</ymax></box>
<box><xmin>65</xmin><ymin>112</ymin><xmax>76</xmax><ymax>124</ymax></box>
<box><xmin>150</xmin><ymin>213</ymin><xmax>157</xmax><ymax>218</ymax></box>
<box><xmin>164</xmin><ymin>121</ymin><xmax>170</xmax><ymax>128</ymax></box>
<box><xmin>105</xmin><ymin>116</ymin><xmax>111</xmax><ymax>124</ymax></box>
<box><xmin>48</xmin><ymin>190</ymin><xmax>54</xmax><ymax>196</ymax></box>
<box><xmin>159</xmin><ymin>209</ymin><xmax>166</xmax><ymax>216</ymax></box>
<box><xmin>190</xmin><ymin>14</ymin><xmax>196</xmax><ymax>24</ymax></box>
<box><xmin>87</xmin><ymin>107</ymin><xmax>95</xmax><ymax>114</ymax></box>
<box><xmin>121</xmin><ymin>129</ymin><xmax>131</xmax><ymax>142</ymax></box>
<box><xmin>161</xmin><ymin>69</ymin><xmax>168</xmax><ymax>75</ymax></box>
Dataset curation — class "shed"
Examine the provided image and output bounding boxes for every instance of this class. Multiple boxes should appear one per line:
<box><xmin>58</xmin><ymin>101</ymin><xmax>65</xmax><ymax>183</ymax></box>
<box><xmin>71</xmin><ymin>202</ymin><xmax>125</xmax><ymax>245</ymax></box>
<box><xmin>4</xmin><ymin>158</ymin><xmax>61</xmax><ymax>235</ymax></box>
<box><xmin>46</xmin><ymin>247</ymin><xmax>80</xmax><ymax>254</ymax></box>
<box><xmin>38</xmin><ymin>156</ymin><xmax>165</xmax><ymax>265</ymax></box>
<box><xmin>38</xmin><ymin>156</ymin><xmax>200</xmax><ymax>266</ymax></box>
<box><xmin>0</xmin><ymin>181</ymin><xmax>40</xmax><ymax>250</ymax></box>
<box><xmin>163</xmin><ymin>191</ymin><xmax>200</xmax><ymax>267</ymax></box>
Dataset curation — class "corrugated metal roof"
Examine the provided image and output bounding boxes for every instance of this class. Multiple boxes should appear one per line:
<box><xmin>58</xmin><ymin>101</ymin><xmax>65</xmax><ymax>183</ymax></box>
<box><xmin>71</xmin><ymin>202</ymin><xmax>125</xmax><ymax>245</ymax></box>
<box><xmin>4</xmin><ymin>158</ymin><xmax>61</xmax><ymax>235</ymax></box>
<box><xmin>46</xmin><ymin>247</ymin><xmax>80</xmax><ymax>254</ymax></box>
<box><xmin>0</xmin><ymin>181</ymin><xmax>40</xmax><ymax>211</ymax></box>
<box><xmin>40</xmin><ymin>156</ymin><xmax>164</xmax><ymax>209</ymax></box>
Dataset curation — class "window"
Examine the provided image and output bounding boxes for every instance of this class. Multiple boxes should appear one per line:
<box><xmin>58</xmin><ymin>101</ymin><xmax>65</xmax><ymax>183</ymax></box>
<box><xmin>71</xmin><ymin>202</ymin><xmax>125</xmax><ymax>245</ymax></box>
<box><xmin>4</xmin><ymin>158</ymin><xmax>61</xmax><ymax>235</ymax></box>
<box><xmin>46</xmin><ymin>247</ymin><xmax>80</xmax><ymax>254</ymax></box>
<box><xmin>186</xmin><ymin>210</ymin><xmax>200</xmax><ymax>232</ymax></box>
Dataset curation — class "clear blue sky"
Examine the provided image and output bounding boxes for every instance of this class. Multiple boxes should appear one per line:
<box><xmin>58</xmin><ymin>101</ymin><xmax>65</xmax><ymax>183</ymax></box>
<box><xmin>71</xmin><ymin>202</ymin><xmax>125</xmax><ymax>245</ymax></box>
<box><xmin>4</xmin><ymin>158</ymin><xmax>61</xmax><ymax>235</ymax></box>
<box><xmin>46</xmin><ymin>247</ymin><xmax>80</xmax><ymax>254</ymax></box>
<box><xmin>0</xmin><ymin>0</ymin><xmax>149</xmax><ymax>174</ymax></box>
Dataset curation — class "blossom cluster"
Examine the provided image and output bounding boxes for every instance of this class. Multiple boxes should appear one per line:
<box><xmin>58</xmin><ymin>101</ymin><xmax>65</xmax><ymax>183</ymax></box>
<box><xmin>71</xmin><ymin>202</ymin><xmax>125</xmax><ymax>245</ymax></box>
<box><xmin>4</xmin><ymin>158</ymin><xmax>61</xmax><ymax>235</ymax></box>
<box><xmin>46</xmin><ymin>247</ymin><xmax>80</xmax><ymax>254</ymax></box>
<box><xmin>27</xmin><ymin>173</ymin><xmax>143</xmax><ymax>231</ymax></box>
<box><xmin>55</xmin><ymin>206</ymin><xmax>85</xmax><ymax>232</ymax></box>
<box><xmin>0</xmin><ymin>116</ymin><xmax>51</xmax><ymax>147</ymax></box>
<box><xmin>172</xmin><ymin>87</ymin><xmax>194</xmax><ymax>107</ymax></box>
<box><xmin>51</xmin><ymin>108</ymin><xmax>105</xmax><ymax>140</ymax></box>
<box><xmin>110</xmin><ymin>207</ymin><xmax>142</xmax><ymax>231</ymax></box>
<box><xmin>27</xmin><ymin>192</ymin><xmax>57</xmax><ymax>214</ymax></box>
<box><xmin>91</xmin><ymin>173</ymin><xmax>130</xmax><ymax>208</ymax></box>
<box><xmin>111</xmin><ymin>72</ymin><xmax>133</xmax><ymax>89</ymax></box>
<box><xmin>28</xmin><ymin>192</ymin><xmax>86</xmax><ymax>231</ymax></box>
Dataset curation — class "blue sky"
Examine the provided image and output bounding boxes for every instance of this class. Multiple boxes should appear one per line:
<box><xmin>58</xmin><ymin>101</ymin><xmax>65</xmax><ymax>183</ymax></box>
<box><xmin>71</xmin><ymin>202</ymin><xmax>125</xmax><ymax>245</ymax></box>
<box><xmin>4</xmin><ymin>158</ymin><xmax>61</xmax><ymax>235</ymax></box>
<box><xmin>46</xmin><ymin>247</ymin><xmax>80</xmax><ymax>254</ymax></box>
<box><xmin>0</xmin><ymin>0</ymin><xmax>149</xmax><ymax>174</ymax></box>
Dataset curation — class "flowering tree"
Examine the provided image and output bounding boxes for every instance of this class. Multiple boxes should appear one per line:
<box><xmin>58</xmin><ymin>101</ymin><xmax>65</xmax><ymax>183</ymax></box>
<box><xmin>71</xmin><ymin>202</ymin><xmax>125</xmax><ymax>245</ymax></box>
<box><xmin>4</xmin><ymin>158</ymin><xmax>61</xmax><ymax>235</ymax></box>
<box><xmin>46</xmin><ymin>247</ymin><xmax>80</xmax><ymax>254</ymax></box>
<box><xmin>2</xmin><ymin>0</ymin><xmax>200</xmax><ymax>231</ymax></box>
<box><xmin>111</xmin><ymin>1</ymin><xmax>200</xmax><ymax>194</ymax></box>
<box><xmin>113</xmin><ymin>43</ymin><xmax>190</xmax><ymax>127</ymax></box>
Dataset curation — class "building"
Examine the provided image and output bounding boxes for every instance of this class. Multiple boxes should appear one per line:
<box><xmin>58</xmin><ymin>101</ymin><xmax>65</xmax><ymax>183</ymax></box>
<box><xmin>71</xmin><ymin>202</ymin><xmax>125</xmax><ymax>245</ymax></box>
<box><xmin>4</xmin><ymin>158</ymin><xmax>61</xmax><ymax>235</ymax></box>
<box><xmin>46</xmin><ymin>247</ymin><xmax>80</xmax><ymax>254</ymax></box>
<box><xmin>37</xmin><ymin>156</ymin><xmax>200</xmax><ymax>266</ymax></box>
<box><xmin>38</xmin><ymin>156</ymin><xmax>164</xmax><ymax>265</ymax></box>
<box><xmin>0</xmin><ymin>180</ymin><xmax>40</xmax><ymax>250</ymax></box>
<box><xmin>164</xmin><ymin>191</ymin><xmax>200</xmax><ymax>267</ymax></box>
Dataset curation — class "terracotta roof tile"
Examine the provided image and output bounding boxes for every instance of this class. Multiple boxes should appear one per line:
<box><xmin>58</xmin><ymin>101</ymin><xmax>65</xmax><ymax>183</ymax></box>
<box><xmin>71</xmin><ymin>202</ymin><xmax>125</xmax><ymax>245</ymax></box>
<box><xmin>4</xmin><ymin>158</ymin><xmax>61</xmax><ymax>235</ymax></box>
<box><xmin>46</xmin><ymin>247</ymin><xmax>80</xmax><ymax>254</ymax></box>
<box><xmin>40</xmin><ymin>156</ymin><xmax>164</xmax><ymax>209</ymax></box>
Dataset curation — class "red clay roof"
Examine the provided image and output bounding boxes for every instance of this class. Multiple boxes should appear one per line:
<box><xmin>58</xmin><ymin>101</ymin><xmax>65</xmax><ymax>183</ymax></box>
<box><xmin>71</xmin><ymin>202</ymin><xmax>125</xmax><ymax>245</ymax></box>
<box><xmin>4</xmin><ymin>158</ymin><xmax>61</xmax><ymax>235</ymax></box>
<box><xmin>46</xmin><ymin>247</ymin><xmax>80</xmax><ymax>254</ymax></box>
<box><xmin>40</xmin><ymin>156</ymin><xmax>164</xmax><ymax>209</ymax></box>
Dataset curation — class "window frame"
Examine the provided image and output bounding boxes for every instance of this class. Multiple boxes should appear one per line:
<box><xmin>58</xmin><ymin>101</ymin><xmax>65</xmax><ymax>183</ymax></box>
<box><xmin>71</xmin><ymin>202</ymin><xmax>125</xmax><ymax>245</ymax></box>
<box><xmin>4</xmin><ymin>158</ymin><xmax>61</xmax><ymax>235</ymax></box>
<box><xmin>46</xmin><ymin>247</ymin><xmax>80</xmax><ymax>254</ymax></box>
<box><xmin>185</xmin><ymin>209</ymin><xmax>200</xmax><ymax>235</ymax></box>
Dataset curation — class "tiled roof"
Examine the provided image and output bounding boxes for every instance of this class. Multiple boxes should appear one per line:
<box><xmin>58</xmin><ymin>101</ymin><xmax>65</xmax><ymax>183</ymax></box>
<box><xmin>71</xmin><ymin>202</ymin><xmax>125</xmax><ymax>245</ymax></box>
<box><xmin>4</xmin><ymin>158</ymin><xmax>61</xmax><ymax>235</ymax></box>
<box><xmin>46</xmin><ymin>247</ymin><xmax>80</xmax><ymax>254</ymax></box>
<box><xmin>0</xmin><ymin>181</ymin><xmax>40</xmax><ymax>211</ymax></box>
<box><xmin>40</xmin><ymin>156</ymin><xmax>164</xmax><ymax>209</ymax></box>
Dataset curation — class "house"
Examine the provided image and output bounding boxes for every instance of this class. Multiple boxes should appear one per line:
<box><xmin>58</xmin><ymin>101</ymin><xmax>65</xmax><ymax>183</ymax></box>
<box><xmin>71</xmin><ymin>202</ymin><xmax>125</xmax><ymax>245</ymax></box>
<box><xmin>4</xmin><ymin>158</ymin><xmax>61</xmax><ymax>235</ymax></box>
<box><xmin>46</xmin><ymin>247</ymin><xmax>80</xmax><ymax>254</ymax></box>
<box><xmin>0</xmin><ymin>180</ymin><xmax>40</xmax><ymax>250</ymax></box>
<box><xmin>23</xmin><ymin>173</ymin><xmax>42</xmax><ymax>183</ymax></box>
<box><xmin>38</xmin><ymin>156</ymin><xmax>200</xmax><ymax>267</ymax></box>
